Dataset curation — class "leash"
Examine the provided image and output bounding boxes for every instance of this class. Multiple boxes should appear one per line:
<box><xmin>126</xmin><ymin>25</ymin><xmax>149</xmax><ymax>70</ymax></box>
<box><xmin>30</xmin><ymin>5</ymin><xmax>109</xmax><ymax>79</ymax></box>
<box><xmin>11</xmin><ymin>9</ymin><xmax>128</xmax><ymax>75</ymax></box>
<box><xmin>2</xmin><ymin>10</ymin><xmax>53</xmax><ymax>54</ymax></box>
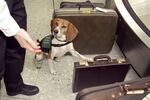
<box><xmin>33</xmin><ymin>55</ymin><xmax>44</xmax><ymax>69</ymax></box>
<box><xmin>52</xmin><ymin>0</ymin><xmax>55</xmax><ymax>10</ymax></box>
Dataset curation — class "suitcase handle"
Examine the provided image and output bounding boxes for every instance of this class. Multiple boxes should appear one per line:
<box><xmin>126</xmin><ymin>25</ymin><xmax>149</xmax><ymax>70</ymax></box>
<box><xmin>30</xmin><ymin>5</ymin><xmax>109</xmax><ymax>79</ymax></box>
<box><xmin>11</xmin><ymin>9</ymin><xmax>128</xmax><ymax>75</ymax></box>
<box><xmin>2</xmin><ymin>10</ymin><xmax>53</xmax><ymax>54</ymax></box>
<box><xmin>76</xmin><ymin>0</ymin><xmax>95</xmax><ymax>10</ymax></box>
<box><xmin>94</xmin><ymin>55</ymin><xmax>111</xmax><ymax>62</ymax></box>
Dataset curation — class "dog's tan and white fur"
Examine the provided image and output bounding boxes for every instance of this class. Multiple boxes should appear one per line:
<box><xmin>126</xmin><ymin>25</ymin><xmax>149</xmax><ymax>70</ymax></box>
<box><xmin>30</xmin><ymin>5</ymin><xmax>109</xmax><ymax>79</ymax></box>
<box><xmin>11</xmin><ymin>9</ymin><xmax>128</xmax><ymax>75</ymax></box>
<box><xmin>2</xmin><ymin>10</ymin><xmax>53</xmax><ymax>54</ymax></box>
<box><xmin>35</xmin><ymin>18</ymin><xmax>93</xmax><ymax>74</ymax></box>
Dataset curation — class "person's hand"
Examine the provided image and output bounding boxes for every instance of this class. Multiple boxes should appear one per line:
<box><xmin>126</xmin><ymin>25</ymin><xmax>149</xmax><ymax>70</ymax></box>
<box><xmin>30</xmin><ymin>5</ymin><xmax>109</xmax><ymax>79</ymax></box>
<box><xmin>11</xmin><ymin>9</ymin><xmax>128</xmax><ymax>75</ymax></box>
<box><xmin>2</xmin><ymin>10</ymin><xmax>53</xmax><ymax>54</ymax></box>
<box><xmin>14</xmin><ymin>28</ymin><xmax>41</xmax><ymax>53</ymax></box>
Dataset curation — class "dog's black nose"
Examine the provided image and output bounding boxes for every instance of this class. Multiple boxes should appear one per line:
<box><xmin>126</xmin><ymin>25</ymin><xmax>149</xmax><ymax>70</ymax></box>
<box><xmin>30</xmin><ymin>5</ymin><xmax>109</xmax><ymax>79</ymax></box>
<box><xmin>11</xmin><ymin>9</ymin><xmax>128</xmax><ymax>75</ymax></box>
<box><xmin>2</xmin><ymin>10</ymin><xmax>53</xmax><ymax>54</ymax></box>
<box><xmin>54</xmin><ymin>29</ymin><xmax>58</xmax><ymax>35</ymax></box>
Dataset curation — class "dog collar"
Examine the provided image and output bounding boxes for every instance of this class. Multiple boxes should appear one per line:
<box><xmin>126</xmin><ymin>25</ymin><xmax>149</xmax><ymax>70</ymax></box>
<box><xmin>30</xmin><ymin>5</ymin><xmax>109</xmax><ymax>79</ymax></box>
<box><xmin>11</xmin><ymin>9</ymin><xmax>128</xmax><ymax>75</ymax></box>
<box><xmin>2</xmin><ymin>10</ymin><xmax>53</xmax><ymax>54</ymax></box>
<box><xmin>51</xmin><ymin>41</ymin><xmax>71</xmax><ymax>47</ymax></box>
<box><xmin>39</xmin><ymin>35</ymin><xmax>72</xmax><ymax>53</ymax></box>
<box><xmin>51</xmin><ymin>35</ymin><xmax>72</xmax><ymax>47</ymax></box>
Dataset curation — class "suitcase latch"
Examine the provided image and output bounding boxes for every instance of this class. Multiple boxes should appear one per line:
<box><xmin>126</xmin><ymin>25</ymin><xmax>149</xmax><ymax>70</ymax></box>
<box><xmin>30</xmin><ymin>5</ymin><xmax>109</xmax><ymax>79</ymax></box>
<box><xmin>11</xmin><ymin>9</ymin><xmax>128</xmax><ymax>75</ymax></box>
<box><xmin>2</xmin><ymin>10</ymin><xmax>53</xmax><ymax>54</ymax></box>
<box><xmin>123</xmin><ymin>83</ymin><xmax>150</xmax><ymax>95</ymax></box>
<box><xmin>79</xmin><ymin>60</ymin><xmax>89</xmax><ymax>66</ymax></box>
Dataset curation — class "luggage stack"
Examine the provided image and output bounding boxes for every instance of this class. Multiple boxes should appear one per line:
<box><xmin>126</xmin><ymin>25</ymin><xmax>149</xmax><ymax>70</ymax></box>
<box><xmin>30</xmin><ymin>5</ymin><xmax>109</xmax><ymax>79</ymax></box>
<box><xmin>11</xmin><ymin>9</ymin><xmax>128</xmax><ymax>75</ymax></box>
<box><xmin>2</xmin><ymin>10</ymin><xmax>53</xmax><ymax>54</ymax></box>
<box><xmin>51</xmin><ymin>0</ymin><xmax>142</xmax><ymax>99</ymax></box>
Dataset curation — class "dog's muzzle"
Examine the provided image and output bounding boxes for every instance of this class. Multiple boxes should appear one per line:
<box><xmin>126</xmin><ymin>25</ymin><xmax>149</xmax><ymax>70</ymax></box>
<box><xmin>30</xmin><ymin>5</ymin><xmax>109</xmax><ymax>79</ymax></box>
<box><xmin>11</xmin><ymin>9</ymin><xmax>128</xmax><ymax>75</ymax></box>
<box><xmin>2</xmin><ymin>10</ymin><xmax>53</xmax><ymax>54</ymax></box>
<box><xmin>53</xmin><ymin>29</ymin><xmax>58</xmax><ymax>36</ymax></box>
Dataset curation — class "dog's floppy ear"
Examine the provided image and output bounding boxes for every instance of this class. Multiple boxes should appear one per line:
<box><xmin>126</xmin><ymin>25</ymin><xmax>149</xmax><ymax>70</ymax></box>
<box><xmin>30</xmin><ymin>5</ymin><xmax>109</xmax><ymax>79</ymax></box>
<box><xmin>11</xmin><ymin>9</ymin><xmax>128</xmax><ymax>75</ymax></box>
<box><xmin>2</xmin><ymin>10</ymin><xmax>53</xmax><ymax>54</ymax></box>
<box><xmin>66</xmin><ymin>22</ymin><xmax>79</xmax><ymax>42</ymax></box>
<box><xmin>50</xmin><ymin>18</ymin><xmax>59</xmax><ymax>32</ymax></box>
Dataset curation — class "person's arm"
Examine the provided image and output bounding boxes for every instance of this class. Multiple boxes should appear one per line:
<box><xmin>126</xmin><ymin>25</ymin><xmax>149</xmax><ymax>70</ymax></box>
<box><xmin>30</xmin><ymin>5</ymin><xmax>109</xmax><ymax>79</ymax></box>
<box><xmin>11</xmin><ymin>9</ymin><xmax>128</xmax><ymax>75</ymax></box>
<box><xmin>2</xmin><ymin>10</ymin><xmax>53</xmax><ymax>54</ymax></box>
<box><xmin>0</xmin><ymin>0</ymin><xmax>40</xmax><ymax>52</ymax></box>
<box><xmin>14</xmin><ymin>29</ymin><xmax>41</xmax><ymax>52</ymax></box>
<box><xmin>0</xmin><ymin>0</ymin><xmax>20</xmax><ymax>37</ymax></box>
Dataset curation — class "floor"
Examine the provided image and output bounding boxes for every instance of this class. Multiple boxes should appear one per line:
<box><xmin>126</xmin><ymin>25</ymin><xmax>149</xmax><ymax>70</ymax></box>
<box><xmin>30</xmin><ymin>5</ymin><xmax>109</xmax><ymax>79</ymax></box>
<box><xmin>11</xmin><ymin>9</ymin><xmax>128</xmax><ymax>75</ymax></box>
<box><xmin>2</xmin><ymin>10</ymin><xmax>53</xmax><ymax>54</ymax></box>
<box><xmin>0</xmin><ymin>0</ymin><xmax>141</xmax><ymax>100</ymax></box>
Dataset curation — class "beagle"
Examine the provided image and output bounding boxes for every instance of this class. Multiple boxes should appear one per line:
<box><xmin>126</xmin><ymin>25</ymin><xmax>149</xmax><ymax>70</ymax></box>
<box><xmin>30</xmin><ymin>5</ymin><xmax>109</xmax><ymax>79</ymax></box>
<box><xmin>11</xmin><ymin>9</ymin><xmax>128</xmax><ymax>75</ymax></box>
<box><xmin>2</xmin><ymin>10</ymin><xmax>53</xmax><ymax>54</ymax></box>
<box><xmin>35</xmin><ymin>18</ymin><xmax>93</xmax><ymax>74</ymax></box>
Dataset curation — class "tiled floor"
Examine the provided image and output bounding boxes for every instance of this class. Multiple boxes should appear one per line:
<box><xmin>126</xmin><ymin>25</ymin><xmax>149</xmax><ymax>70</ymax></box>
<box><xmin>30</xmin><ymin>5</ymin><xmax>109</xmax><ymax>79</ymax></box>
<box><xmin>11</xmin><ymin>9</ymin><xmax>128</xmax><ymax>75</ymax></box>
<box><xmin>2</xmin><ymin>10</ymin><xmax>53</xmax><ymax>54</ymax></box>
<box><xmin>0</xmin><ymin>44</ymin><xmax>139</xmax><ymax>100</ymax></box>
<box><xmin>0</xmin><ymin>0</ymin><xmax>142</xmax><ymax>100</ymax></box>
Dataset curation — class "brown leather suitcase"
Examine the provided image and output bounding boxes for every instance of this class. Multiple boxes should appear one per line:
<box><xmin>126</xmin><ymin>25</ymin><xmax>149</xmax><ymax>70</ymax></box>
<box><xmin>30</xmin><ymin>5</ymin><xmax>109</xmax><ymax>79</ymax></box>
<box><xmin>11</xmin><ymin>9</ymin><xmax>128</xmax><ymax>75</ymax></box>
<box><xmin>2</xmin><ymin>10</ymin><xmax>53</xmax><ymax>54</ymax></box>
<box><xmin>53</xmin><ymin>5</ymin><xmax>118</xmax><ymax>54</ymax></box>
<box><xmin>76</xmin><ymin>77</ymin><xmax>150</xmax><ymax>100</ymax></box>
<box><xmin>72</xmin><ymin>55</ymin><xmax>130</xmax><ymax>92</ymax></box>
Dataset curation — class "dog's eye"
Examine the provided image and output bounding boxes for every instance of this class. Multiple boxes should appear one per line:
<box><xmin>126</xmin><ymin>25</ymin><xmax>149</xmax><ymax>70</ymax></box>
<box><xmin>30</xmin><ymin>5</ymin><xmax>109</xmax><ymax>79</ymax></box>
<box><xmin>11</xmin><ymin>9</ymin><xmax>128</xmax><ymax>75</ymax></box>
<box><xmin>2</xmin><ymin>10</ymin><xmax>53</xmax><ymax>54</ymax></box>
<box><xmin>62</xmin><ymin>26</ymin><xmax>67</xmax><ymax>28</ymax></box>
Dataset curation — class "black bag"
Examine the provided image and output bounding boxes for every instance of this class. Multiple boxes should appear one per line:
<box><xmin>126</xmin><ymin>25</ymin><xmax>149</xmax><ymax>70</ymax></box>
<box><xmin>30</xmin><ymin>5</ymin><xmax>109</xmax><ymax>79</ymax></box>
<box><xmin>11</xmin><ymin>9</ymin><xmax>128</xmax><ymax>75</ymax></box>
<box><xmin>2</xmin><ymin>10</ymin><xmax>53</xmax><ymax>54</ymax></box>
<box><xmin>72</xmin><ymin>55</ymin><xmax>130</xmax><ymax>92</ymax></box>
<box><xmin>38</xmin><ymin>35</ymin><xmax>53</xmax><ymax>53</ymax></box>
<box><xmin>76</xmin><ymin>77</ymin><xmax>150</xmax><ymax>100</ymax></box>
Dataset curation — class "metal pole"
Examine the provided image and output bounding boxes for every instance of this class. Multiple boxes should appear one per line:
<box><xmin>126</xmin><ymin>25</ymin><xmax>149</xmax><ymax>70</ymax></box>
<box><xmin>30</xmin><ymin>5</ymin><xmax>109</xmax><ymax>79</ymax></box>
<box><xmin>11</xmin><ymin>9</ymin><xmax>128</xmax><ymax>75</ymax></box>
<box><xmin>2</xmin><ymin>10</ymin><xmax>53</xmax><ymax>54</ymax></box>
<box><xmin>105</xmin><ymin>0</ymin><xmax>111</xmax><ymax>8</ymax></box>
<box><xmin>52</xmin><ymin>0</ymin><xmax>55</xmax><ymax>10</ymax></box>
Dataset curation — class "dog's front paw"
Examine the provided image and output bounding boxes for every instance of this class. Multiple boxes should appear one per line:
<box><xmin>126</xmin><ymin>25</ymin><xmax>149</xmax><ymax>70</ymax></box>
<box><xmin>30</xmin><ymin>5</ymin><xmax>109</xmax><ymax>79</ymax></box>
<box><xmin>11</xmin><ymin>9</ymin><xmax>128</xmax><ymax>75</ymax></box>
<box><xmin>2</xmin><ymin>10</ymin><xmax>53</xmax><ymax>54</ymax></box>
<box><xmin>49</xmin><ymin>66</ymin><xmax>57</xmax><ymax>75</ymax></box>
<box><xmin>35</xmin><ymin>54</ymin><xmax>44</xmax><ymax>61</ymax></box>
<box><xmin>83</xmin><ymin>57</ymin><xmax>94</xmax><ymax>62</ymax></box>
<box><xmin>87</xmin><ymin>58</ymin><xmax>94</xmax><ymax>62</ymax></box>
<box><xmin>34</xmin><ymin>54</ymin><xmax>44</xmax><ymax>69</ymax></box>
